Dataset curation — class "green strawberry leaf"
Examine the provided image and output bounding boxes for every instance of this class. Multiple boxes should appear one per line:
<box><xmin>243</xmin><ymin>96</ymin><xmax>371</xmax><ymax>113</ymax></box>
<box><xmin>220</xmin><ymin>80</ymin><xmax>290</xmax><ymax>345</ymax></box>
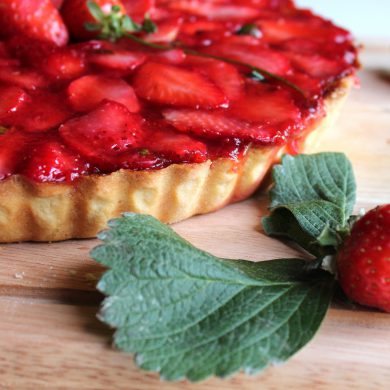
<box><xmin>92</xmin><ymin>213</ymin><xmax>334</xmax><ymax>382</ymax></box>
<box><xmin>263</xmin><ymin>153</ymin><xmax>356</xmax><ymax>256</ymax></box>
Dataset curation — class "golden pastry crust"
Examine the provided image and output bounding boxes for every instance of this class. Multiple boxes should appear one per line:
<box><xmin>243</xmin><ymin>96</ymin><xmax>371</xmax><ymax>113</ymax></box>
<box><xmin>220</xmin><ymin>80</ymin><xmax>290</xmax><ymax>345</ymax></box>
<box><xmin>0</xmin><ymin>77</ymin><xmax>353</xmax><ymax>242</ymax></box>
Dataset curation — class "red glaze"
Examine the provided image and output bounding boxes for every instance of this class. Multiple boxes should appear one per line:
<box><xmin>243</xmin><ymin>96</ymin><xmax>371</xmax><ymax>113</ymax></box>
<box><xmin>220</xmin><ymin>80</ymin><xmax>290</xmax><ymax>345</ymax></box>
<box><xmin>0</xmin><ymin>0</ymin><xmax>358</xmax><ymax>183</ymax></box>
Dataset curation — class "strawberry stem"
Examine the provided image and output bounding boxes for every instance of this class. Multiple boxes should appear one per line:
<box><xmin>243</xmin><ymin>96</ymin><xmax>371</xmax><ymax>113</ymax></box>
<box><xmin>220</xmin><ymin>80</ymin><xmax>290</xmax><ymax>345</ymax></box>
<box><xmin>86</xmin><ymin>1</ymin><xmax>305</xmax><ymax>97</ymax></box>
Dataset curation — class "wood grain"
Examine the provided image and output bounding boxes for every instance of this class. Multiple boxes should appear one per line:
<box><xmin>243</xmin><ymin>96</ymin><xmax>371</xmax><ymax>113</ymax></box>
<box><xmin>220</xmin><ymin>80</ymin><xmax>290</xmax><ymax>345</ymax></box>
<box><xmin>0</xmin><ymin>47</ymin><xmax>389</xmax><ymax>389</ymax></box>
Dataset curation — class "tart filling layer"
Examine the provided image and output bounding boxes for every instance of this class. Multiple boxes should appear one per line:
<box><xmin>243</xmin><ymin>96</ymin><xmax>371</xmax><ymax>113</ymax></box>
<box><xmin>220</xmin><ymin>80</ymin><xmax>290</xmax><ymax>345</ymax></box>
<box><xmin>0</xmin><ymin>0</ymin><xmax>358</xmax><ymax>183</ymax></box>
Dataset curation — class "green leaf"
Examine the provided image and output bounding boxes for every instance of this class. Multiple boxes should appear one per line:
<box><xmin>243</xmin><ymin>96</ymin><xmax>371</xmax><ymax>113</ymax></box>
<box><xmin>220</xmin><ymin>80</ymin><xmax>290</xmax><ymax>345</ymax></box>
<box><xmin>142</xmin><ymin>14</ymin><xmax>158</xmax><ymax>34</ymax></box>
<box><xmin>263</xmin><ymin>153</ymin><xmax>356</xmax><ymax>255</ymax></box>
<box><xmin>251</xmin><ymin>70</ymin><xmax>265</xmax><ymax>82</ymax></box>
<box><xmin>236</xmin><ymin>23</ymin><xmax>262</xmax><ymax>38</ymax></box>
<box><xmin>87</xmin><ymin>1</ymin><xmax>105</xmax><ymax>21</ymax></box>
<box><xmin>92</xmin><ymin>213</ymin><xmax>334</xmax><ymax>382</ymax></box>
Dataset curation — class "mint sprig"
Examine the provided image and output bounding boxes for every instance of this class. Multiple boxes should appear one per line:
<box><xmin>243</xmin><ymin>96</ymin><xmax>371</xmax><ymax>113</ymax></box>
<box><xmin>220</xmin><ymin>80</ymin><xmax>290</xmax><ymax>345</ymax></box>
<box><xmin>85</xmin><ymin>1</ymin><xmax>305</xmax><ymax>96</ymax></box>
<box><xmin>85</xmin><ymin>1</ymin><xmax>157</xmax><ymax>41</ymax></box>
<box><xmin>92</xmin><ymin>214</ymin><xmax>334</xmax><ymax>381</ymax></box>
<box><xmin>263</xmin><ymin>153</ymin><xmax>356</xmax><ymax>256</ymax></box>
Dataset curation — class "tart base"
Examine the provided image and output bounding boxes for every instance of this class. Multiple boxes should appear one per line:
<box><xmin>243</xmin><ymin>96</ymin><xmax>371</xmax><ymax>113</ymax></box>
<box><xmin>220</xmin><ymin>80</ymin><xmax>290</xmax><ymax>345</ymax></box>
<box><xmin>0</xmin><ymin>78</ymin><xmax>353</xmax><ymax>242</ymax></box>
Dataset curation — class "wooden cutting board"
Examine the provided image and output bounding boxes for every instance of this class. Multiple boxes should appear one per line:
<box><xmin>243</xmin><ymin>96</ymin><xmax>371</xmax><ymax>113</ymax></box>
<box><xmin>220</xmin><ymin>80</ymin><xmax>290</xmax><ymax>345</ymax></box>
<box><xmin>0</xmin><ymin>47</ymin><xmax>389</xmax><ymax>390</ymax></box>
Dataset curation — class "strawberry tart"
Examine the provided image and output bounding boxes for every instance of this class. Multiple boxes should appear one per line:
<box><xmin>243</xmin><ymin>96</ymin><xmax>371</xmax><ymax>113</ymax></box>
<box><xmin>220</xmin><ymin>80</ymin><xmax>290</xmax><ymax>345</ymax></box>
<box><xmin>0</xmin><ymin>0</ymin><xmax>358</xmax><ymax>242</ymax></box>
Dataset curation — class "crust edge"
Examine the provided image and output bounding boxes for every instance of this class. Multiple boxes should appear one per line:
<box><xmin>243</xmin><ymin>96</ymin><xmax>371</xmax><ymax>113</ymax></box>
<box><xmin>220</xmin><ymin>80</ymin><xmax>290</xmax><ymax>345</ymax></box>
<box><xmin>0</xmin><ymin>77</ymin><xmax>354</xmax><ymax>242</ymax></box>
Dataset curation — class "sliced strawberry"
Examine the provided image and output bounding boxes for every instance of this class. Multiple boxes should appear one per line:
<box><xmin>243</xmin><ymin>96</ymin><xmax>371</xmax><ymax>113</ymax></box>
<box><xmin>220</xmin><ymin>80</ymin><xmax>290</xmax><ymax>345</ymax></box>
<box><xmin>167</xmin><ymin>1</ymin><xmax>260</xmax><ymax>21</ymax></box>
<box><xmin>122</xmin><ymin>0</ymin><xmax>155</xmax><ymax>21</ymax></box>
<box><xmin>67</xmin><ymin>75</ymin><xmax>140</xmax><ymax>113</ymax></box>
<box><xmin>42</xmin><ymin>48</ymin><xmax>87</xmax><ymax>80</ymax></box>
<box><xmin>258</xmin><ymin>17</ymin><xmax>351</xmax><ymax>44</ymax></box>
<box><xmin>206</xmin><ymin>43</ymin><xmax>291</xmax><ymax>75</ymax></box>
<box><xmin>0</xmin><ymin>129</ymin><xmax>30</xmax><ymax>180</ymax></box>
<box><xmin>286</xmin><ymin>72</ymin><xmax>322</xmax><ymax>99</ymax></box>
<box><xmin>133</xmin><ymin>62</ymin><xmax>227</xmax><ymax>108</ymax></box>
<box><xmin>287</xmin><ymin>53</ymin><xmax>346</xmax><ymax>80</ymax></box>
<box><xmin>141</xmin><ymin>122</ymin><xmax>207</xmax><ymax>163</ymax></box>
<box><xmin>152</xmin><ymin>49</ymin><xmax>186</xmax><ymax>65</ymax></box>
<box><xmin>163</xmin><ymin>109</ymin><xmax>281</xmax><ymax>143</ymax></box>
<box><xmin>59</xmin><ymin>101</ymin><xmax>142</xmax><ymax>168</ymax></box>
<box><xmin>179</xmin><ymin>20</ymin><xmax>226</xmax><ymax>36</ymax></box>
<box><xmin>51</xmin><ymin>0</ymin><xmax>64</xmax><ymax>9</ymax></box>
<box><xmin>0</xmin><ymin>66</ymin><xmax>48</xmax><ymax>90</ymax></box>
<box><xmin>144</xmin><ymin>18</ymin><xmax>182</xmax><ymax>43</ymax></box>
<box><xmin>88</xmin><ymin>50</ymin><xmax>146</xmax><ymax>72</ymax></box>
<box><xmin>229</xmin><ymin>86</ymin><xmax>301</xmax><ymax>124</ymax></box>
<box><xmin>0</xmin><ymin>0</ymin><xmax>68</xmax><ymax>46</ymax></box>
<box><xmin>61</xmin><ymin>0</ymin><xmax>126</xmax><ymax>40</ymax></box>
<box><xmin>5</xmin><ymin>36</ymin><xmax>56</xmax><ymax>67</ymax></box>
<box><xmin>0</xmin><ymin>86</ymin><xmax>28</xmax><ymax>119</ymax></box>
<box><xmin>6</xmin><ymin>91</ymin><xmax>72</xmax><ymax>132</ymax></box>
<box><xmin>23</xmin><ymin>140</ymin><xmax>90</xmax><ymax>182</ymax></box>
<box><xmin>198</xmin><ymin>61</ymin><xmax>244</xmax><ymax>101</ymax></box>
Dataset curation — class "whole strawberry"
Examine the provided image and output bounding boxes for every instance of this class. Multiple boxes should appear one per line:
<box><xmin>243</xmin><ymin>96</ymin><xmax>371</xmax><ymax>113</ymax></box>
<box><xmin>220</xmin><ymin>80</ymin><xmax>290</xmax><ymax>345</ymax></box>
<box><xmin>337</xmin><ymin>204</ymin><xmax>390</xmax><ymax>312</ymax></box>
<box><xmin>0</xmin><ymin>0</ymin><xmax>68</xmax><ymax>46</ymax></box>
<box><xmin>61</xmin><ymin>0</ymin><xmax>126</xmax><ymax>40</ymax></box>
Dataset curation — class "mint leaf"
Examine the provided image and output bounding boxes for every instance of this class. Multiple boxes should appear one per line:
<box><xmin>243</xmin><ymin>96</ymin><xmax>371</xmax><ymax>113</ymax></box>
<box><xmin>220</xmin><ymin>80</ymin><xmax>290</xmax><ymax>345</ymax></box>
<box><xmin>236</xmin><ymin>23</ymin><xmax>262</xmax><ymax>38</ymax></box>
<box><xmin>92</xmin><ymin>213</ymin><xmax>334</xmax><ymax>382</ymax></box>
<box><xmin>263</xmin><ymin>153</ymin><xmax>356</xmax><ymax>255</ymax></box>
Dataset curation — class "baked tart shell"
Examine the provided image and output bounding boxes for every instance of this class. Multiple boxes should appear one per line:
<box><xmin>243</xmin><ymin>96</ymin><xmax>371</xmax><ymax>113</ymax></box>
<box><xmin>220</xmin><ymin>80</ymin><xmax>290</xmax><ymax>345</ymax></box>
<box><xmin>0</xmin><ymin>77</ymin><xmax>353</xmax><ymax>242</ymax></box>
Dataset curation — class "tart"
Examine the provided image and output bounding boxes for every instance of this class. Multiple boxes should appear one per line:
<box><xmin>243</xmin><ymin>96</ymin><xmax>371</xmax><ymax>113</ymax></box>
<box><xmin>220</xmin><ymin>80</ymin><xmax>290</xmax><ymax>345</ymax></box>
<box><xmin>0</xmin><ymin>0</ymin><xmax>358</xmax><ymax>242</ymax></box>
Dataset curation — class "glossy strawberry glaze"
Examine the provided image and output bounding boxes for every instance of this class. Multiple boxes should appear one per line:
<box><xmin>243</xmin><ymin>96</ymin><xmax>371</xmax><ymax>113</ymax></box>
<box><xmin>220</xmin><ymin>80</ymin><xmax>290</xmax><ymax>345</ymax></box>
<box><xmin>0</xmin><ymin>0</ymin><xmax>358</xmax><ymax>183</ymax></box>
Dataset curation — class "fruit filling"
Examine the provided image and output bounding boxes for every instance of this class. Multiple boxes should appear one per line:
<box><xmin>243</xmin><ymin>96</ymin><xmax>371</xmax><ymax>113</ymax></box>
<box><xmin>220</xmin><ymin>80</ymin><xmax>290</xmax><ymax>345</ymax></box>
<box><xmin>0</xmin><ymin>0</ymin><xmax>358</xmax><ymax>183</ymax></box>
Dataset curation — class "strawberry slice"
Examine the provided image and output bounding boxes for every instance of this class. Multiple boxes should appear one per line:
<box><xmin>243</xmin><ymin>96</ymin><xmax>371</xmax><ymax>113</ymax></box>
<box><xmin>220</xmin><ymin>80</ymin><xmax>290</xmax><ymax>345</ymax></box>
<box><xmin>133</xmin><ymin>62</ymin><xmax>227</xmax><ymax>108</ymax></box>
<box><xmin>0</xmin><ymin>0</ymin><xmax>68</xmax><ymax>46</ymax></box>
<box><xmin>88</xmin><ymin>50</ymin><xmax>146</xmax><ymax>72</ymax></box>
<box><xmin>67</xmin><ymin>75</ymin><xmax>140</xmax><ymax>113</ymax></box>
<box><xmin>167</xmin><ymin>1</ymin><xmax>260</xmax><ymax>20</ymax></box>
<box><xmin>6</xmin><ymin>91</ymin><xmax>72</xmax><ymax>132</ymax></box>
<box><xmin>144</xmin><ymin>18</ymin><xmax>182</xmax><ymax>43</ymax></box>
<box><xmin>122</xmin><ymin>0</ymin><xmax>155</xmax><ymax>21</ymax></box>
<box><xmin>141</xmin><ymin>122</ymin><xmax>207</xmax><ymax>163</ymax></box>
<box><xmin>5</xmin><ymin>36</ymin><xmax>56</xmax><ymax>67</ymax></box>
<box><xmin>258</xmin><ymin>18</ymin><xmax>351</xmax><ymax>44</ymax></box>
<box><xmin>286</xmin><ymin>73</ymin><xmax>322</xmax><ymax>99</ymax></box>
<box><xmin>52</xmin><ymin>0</ymin><xmax>64</xmax><ymax>8</ymax></box>
<box><xmin>152</xmin><ymin>49</ymin><xmax>186</xmax><ymax>65</ymax></box>
<box><xmin>206</xmin><ymin>43</ymin><xmax>291</xmax><ymax>75</ymax></box>
<box><xmin>23</xmin><ymin>140</ymin><xmax>90</xmax><ymax>183</ymax></box>
<box><xmin>163</xmin><ymin>109</ymin><xmax>281</xmax><ymax>143</ymax></box>
<box><xmin>0</xmin><ymin>86</ymin><xmax>28</xmax><ymax>119</ymax></box>
<box><xmin>198</xmin><ymin>61</ymin><xmax>244</xmax><ymax>101</ymax></box>
<box><xmin>287</xmin><ymin>53</ymin><xmax>346</xmax><ymax>80</ymax></box>
<box><xmin>59</xmin><ymin>101</ymin><xmax>142</xmax><ymax>168</ymax></box>
<box><xmin>229</xmin><ymin>86</ymin><xmax>301</xmax><ymax>124</ymax></box>
<box><xmin>0</xmin><ymin>129</ymin><xmax>30</xmax><ymax>180</ymax></box>
<box><xmin>0</xmin><ymin>66</ymin><xmax>48</xmax><ymax>90</ymax></box>
<box><xmin>42</xmin><ymin>48</ymin><xmax>87</xmax><ymax>80</ymax></box>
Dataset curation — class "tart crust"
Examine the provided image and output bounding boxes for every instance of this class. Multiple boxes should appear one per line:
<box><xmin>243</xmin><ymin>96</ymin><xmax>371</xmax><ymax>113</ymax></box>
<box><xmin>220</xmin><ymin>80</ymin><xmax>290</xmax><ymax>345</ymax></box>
<box><xmin>0</xmin><ymin>77</ymin><xmax>353</xmax><ymax>242</ymax></box>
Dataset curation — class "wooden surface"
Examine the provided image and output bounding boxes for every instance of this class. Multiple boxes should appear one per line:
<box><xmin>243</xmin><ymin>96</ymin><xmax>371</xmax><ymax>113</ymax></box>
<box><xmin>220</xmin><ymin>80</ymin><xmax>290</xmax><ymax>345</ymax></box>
<box><xmin>0</xmin><ymin>47</ymin><xmax>389</xmax><ymax>390</ymax></box>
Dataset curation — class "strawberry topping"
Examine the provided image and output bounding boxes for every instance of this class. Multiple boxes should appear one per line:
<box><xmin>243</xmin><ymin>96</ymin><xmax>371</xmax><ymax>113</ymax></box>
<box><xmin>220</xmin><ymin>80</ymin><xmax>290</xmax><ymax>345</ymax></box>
<box><xmin>133</xmin><ymin>62</ymin><xmax>228</xmax><ymax>108</ymax></box>
<box><xmin>22</xmin><ymin>139</ymin><xmax>90</xmax><ymax>182</ymax></box>
<box><xmin>0</xmin><ymin>0</ymin><xmax>68</xmax><ymax>46</ymax></box>
<box><xmin>0</xmin><ymin>0</ymin><xmax>358</xmax><ymax>183</ymax></box>
<box><xmin>67</xmin><ymin>74</ymin><xmax>140</xmax><ymax>113</ymax></box>
<box><xmin>59</xmin><ymin>100</ymin><xmax>142</xmax><ymax>169</ymax></box>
